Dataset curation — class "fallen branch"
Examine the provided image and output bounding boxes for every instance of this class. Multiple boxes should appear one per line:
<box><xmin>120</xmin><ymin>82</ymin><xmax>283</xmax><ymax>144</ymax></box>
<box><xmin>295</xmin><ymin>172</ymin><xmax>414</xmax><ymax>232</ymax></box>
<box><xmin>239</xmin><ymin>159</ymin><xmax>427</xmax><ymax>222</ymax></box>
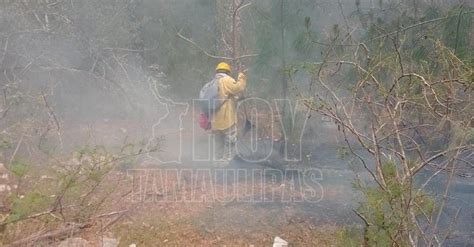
<box><xmin>9</xmin><ymin>223</ymin><xmax>91</xmax><ymax>246</ymax></box>
<box><xmin>99</xmin><ymin>209</ymin><xmax>129</xmax><ymax>232</ymax></box>
<box><xmin>94</xmin><ymin>209</ymin><xmax>129</xmax><ymax>219</ymax></box>
<box><xmin>6</xmin><ymin>209</ymin><xmax>129</xmax><ymax>245</ymax></box>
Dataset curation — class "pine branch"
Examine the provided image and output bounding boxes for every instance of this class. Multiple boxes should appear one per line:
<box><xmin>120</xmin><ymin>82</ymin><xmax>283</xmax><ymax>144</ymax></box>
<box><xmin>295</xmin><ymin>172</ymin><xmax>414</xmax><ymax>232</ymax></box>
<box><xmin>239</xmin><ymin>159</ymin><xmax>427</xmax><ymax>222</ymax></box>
<box><xmin>369</xmin><ymin>11</ymin><xmax>474</xmax><ymax>42</ymax></box>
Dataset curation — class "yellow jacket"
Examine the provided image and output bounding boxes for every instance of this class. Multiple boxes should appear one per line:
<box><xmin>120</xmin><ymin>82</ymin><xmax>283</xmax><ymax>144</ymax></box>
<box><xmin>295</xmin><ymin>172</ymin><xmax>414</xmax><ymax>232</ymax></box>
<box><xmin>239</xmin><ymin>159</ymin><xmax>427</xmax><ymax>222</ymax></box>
<box><xmin>211</xmin><ymin>72</ymin><xmax>246</xmax><ymax>130</ymax></box>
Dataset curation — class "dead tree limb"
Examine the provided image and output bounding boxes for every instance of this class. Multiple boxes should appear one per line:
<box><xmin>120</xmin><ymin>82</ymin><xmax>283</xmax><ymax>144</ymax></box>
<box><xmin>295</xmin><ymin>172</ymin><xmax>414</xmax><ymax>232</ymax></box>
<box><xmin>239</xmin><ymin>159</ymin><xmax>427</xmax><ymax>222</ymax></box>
<box><xmin>176</xmin><ymin>32</ymin><xmax>257</xmax><ymax>61</ymax></box>
<box><xmin>9</xmin><ymin>223</ymin><xmax>91</xmax><ymax>246</ymax></box>
<box><xmin>41</xmin><ymin>93</ymin><xmax>61</xmax><ymax>132</ymax></box>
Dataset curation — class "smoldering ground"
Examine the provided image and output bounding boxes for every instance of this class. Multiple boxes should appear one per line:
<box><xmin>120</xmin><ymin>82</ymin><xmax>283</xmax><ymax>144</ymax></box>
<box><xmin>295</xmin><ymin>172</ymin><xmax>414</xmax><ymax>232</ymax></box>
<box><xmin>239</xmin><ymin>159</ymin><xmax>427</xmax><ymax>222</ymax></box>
<box><xmin>1</xmin><ymin>0</ymin><xmax>473</xmax><ymax>245</ymax></box>
<box><xmin>128</xmin><ymin>168</ymin><xmax>324</xmax><ymax>203</ymax></box>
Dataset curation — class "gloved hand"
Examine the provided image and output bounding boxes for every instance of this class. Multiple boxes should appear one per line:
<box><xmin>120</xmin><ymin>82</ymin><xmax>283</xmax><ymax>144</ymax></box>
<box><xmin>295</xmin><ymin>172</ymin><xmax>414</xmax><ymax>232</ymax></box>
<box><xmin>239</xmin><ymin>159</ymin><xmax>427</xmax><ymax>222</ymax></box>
<box><xmin>238</xmin><ymin>72</ymin><xmax>246</xmax><ymax>81</ymax></box>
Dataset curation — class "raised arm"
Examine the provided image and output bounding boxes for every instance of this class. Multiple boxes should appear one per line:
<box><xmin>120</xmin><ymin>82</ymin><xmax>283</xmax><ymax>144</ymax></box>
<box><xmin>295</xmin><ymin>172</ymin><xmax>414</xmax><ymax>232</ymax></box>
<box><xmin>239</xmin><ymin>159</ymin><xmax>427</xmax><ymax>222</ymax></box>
<box><xmin>221</xmin><ymin>73</ymin><xmax>247</xmax><ymax>95</ymax></box>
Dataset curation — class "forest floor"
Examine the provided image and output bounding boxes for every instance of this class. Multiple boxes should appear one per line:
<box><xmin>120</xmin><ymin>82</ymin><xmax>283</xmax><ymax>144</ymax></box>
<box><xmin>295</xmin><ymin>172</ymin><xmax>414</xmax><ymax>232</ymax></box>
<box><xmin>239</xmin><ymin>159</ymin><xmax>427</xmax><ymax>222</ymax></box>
<box><xmin>3</xmin><ymin>117</ymin><xmax>472</xmax><ymax>246</ymax></box>
<box><xmin>1</xmin><ymin>116</ymin><xmax>366</xmax><ymax>246</ymax></box>
<box><xmin>82</xmin><ymin>164</ymin><xmax>362</xmax><ymax>246</ymax></box>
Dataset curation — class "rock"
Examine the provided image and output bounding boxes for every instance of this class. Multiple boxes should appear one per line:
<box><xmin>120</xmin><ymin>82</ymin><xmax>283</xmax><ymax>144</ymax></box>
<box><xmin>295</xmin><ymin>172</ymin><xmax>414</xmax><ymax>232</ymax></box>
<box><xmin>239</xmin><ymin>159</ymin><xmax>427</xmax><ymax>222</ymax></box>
<box><xmin>40</xmin><ymin>175</ymin><xmax>55</xmax><ymax>180</ymax></box>
<box><xmin>273</xmin><ymin>236</ymin><xmax>288</xmax><ymax>247</ymax></box>
<box><xmin>101</xmin><ymin>237</ymin><xmax>119</xmax><ymax>247</ymax></box>
<box><xmin>0</xmin><ymin>184</ymin><xmax>11</xmax><ymax>192</ymax></box>
<box><xmin>0</xmin><ymin>163</ymin><xmax>13</xmax><ymax>196</ymax></box>
<box><xmin>58</xmin><ymin>237</ymin><xmax>89</xmax><ymax>247</ymax></box>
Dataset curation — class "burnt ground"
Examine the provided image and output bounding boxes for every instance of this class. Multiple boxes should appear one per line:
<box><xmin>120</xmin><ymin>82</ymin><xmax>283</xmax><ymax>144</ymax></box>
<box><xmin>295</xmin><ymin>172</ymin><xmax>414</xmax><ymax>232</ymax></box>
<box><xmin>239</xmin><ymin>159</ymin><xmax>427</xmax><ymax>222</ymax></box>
<box><xmin>2</xmin><ymin>117</ymin><xmax>472</xmax><ymax>246</ymax></box>
<box><xmin>109</xmin><ymin>162</ymin><xmax>364</xmax><ymax>246</ymax></box>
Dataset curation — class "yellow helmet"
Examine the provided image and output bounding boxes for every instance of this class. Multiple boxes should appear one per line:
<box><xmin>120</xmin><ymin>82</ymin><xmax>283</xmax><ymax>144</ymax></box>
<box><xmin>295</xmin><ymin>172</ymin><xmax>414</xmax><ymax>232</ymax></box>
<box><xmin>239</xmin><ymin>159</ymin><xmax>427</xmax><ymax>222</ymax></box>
<box><xmin>215</xmin><ymin>62</ymin><xmax>231</xmax><ymax>73</ymax></box>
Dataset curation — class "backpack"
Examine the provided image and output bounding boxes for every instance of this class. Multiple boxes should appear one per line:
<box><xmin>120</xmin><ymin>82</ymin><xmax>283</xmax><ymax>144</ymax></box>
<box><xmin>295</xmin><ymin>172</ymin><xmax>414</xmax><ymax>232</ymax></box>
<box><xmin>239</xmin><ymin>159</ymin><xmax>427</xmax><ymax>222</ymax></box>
<box><xmin>198</xmin><ymin>74</ymin><xmax>226</xmax><ymax>129</ymax></box>
<box><xmin>198</xmin><ymin>112</ymin><xmax>211</xmax><ymax>130</ymax></box>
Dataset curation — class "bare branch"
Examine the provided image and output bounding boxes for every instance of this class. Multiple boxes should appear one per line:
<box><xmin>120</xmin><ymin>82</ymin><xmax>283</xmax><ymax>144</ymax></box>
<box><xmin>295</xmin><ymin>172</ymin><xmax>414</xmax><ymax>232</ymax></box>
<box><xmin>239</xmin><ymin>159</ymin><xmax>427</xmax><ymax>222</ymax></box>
<box><xmin>368</xmin><ymin>12</ymin><xmax>474</xmax><ymax>42</ymax></box>
<box><xmin>177</xmin><ymin>32</ymin><xmax>232</xmax><ymax>60</ymax></box>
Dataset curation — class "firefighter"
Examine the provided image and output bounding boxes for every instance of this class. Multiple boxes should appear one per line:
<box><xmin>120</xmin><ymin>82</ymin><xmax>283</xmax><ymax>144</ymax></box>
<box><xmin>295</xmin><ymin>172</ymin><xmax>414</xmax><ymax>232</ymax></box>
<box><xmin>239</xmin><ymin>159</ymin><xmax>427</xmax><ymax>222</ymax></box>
<box><xmin>211</xmin><ymin>62</ymin><xmax>246</xmax><ymax>165</ymax></box>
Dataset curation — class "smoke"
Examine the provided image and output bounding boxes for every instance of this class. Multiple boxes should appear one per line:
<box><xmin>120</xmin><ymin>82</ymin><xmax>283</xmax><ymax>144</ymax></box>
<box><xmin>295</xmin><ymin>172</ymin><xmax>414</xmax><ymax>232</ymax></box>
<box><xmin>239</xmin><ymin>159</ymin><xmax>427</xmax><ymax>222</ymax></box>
<box><xmin>0</xmin><ymin>1</ymin><xmax>472</xmax><ymax>245</ymax></box>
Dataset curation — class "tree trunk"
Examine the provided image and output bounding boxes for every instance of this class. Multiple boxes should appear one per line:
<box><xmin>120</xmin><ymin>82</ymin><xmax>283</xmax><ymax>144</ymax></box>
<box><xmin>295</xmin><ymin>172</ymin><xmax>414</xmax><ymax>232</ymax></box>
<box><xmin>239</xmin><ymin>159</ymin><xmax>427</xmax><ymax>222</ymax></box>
<box><xmin>215</xmin><ymin>0</ymin><xmax>242</xmax><ymax>72</ymax></box>
<box><xmin>215</xmin><ymin>1</ymin><xmax>233</xmax><ymax>58</ymax></box>
<box><xmin>280</xmin><ymin>0</ymin><xmax>288</xmax><ymax>117</ymax></box>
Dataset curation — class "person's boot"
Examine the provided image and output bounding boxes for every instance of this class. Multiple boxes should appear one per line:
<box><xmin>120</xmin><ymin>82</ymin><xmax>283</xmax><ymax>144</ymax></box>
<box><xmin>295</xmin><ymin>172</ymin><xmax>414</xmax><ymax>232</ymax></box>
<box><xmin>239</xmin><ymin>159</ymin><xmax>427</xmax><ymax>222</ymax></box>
<box><xmin>212</xmin><ymin>154</ymin><xmax>229</xmax><ymax>167</ymax></box>
<box><xmin>213</xmin><ymin>159</ymin><xmax>229</xmax><ymax>167</ymax></box>
<box><xmin>212</xmin><ymin>155</ymin><xmax>232</xmax><ymax>167</ymax></box>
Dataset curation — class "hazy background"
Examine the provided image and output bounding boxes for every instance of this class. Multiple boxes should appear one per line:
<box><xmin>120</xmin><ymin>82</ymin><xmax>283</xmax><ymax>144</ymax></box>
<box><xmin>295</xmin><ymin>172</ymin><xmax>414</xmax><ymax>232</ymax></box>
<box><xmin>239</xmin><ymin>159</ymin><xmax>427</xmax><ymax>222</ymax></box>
<box><xmin>0</xmin><ymin>0</ymin><xmax>472</xmax><ymax>245</ymax></box>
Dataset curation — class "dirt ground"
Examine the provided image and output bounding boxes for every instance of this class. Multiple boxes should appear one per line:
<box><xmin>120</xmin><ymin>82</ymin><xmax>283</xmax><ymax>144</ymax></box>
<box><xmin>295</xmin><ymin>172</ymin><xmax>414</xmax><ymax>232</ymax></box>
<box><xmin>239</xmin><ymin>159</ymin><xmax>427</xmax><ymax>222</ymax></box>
<box><xmin>1</xmin><ymin>114</ymin><xmax>366</xmax><ymax>246</ymax></box>
<box><xmin>3</xmin><ymin>117</ymin><xmax>472</xmax><ymax>246</ymax></box>
<box><xmin>99</xmin><ymin>165</ymin><xmax>362</xmax><ymax>246</ymax></box>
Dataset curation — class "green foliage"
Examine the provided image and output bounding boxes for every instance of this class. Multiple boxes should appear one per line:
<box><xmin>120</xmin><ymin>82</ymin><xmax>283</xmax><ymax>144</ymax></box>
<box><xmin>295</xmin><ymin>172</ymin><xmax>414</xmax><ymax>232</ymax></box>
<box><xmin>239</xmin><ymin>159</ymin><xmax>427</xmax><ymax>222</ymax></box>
<box><xmin>0</xmin><ymin>135</ymin><xmax>12</xmax><ymax>150</ymax></box>
<box><xmin>443</xmin><ymin>5</ymin><xmax>473</xmax><ymax>60</ymax></box>
<box><xmin>2</xmin><ymin>140</ymin><xmax>154</xmax><ymax>233</ymax></box>
<box><xmin>357</xmin><ymin>2</ymin><xmax>473</xmax><ymax>70</ymax></box>
<box><xmin>6</xmin><ymin>191</ymin><xmax>52</xmax><ymax>224</ymax></box>
<box><xmin>336</xmin><ymin>146</ymin><xmax>349</xmax><ymax>159</ymax></box>
<box><xmin>293</xmin><ymin>14</ymin><xmax>320</xmax><ymax>57</ymax></box>
<box><xmin>335</xmin><ymin>226</ymin><xmax>364</xmax><ymax>246</ymax></box>
<box><xmin>422</xmin><ymin>6</ymin><xmax>442</xmax><ymax>20</ymax></box>
<box><xmin>291</xmin><ymin>5</ymin><xmax>470</xmax><ymax>245</ymax></box>
<box><xmin>136</xmin><ymin>0</ymin><xmax>217</xmax><ymax>96</ymax></box>
<box><xmin>9</xmin><ymin>159</ymin><xmax>29</xmax><ymax>178</ymax></box>
<box><xmin>249</xmin><ymin>0</ymin><xmax>325</xmax><ymax>97</ymax></box>
<box><xmin>354</xmin><ymin>161</ymin><xmax>435</xmax><ymax>246</ymax></box>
